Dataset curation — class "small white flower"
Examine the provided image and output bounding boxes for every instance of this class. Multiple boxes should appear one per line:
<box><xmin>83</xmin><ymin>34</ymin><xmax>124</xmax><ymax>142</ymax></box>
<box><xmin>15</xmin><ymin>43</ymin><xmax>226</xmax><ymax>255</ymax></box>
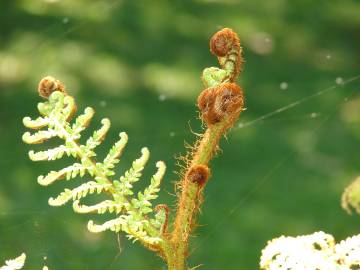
<box><xmin>260</xmin><ymin>232</ymin><xmax>360</xmax><ymax>270</ymax></box>
<box><xmin>0</xmin><ymin>253</ymin><xmax>26</xmax><ymax>270</ymax></box>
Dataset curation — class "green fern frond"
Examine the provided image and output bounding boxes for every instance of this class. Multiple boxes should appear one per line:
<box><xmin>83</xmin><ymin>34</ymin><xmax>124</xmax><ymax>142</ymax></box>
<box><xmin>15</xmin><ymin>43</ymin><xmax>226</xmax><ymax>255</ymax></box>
<box><xmin>37</xmin><ymin>163</ymin><xmax>86</xmax><ymax>185</ymax></box>
<box><xmin>71</xmin><ymin>107</ymin><xmax>95</xmax><ymax>140</ymax></box>
<box><xmin>133</xmin><ymin>161</ymin><xmax>166</xmax><ymax>215</ymax></box>
<box><xmin>48</xmin><ymin>181</ymin><xmax>112</xmax><ymax>206</ymax></box>
<box><xmin>102</xmin><ymin>132</ymin><xmax>128</xmax><ymax>175</ymax></box>
<box><xmin>342</xmin><ymin>176</ymin><xmax>360</xmax><ymax>215</ymax></box>
<box><xmin>113</xmin><ymin>147</ymin><xmax>150</xmax><ymax>196</ymax></box>
<box><xmin>23</xmin><ymin>90</ymin><xmax>167</xmax><ymax>246</ymax></box>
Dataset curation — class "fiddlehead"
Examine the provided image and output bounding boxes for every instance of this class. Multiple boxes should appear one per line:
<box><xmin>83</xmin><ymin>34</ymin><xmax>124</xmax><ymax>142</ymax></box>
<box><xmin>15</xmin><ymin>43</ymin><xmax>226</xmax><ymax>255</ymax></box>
<box><xmin>202</xmin><ymin>28</ymin><xmax>243</xmax><ymax>87</ymax></box>
<box><xmin>23</xmin><ymin>77</ymin><xmax>168</xmax><ymax>248</ymax></box>
<box><xmin>166</xmin><ymin>28</ymin><xmax>245</xmax><ymax>269</ymax></box>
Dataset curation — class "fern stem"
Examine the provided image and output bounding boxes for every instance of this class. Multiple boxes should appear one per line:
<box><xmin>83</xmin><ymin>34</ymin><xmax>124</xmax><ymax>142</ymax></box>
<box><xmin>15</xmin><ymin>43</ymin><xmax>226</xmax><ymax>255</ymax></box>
<box><xmin>166</xmin><ymin>119</ymin><xmax>229</xmax><ymax>270</ymax></box>
<box><xmin>165</xmin><ymin>28</ymin><xmax>244</xmax><ymax>270</ymax></box>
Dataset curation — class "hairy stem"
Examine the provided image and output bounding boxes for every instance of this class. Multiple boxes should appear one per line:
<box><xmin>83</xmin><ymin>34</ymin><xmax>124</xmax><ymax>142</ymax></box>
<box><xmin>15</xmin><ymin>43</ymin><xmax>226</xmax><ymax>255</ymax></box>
<box><xmin>165</xmin><ymin>117</ymin><xmax>234</xmax><ymax>270</ymax></box>
<box><xmin>163</xmin><ymin>28</ymin><xmax>244</xmax><ymax>270</ymax></box>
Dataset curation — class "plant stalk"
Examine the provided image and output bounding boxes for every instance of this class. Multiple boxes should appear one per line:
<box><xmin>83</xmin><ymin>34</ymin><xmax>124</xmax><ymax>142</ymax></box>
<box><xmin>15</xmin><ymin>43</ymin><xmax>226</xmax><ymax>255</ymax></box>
<box><xmin>164</xmin><ymin>120</ymin><xmax>230</xmax><ymax>270</ymax></box>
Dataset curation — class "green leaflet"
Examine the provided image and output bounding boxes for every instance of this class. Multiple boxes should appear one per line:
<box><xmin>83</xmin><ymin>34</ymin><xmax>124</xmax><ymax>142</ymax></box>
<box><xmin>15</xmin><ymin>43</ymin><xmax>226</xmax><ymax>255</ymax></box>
<box><xmin>23</xmin><ymin>91</ymin><xmax>167</xmax><ymax>246</ymax></box>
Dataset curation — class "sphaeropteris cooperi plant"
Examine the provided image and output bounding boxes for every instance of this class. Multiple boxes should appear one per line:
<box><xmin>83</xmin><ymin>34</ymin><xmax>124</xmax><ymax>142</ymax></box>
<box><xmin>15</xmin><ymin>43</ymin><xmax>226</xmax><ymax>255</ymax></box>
<box><xmin>21</xmin><ymin>28</ymin><xmax>360</xmax><ymax>270</ymax></box>
<box><xmin>22</xmin><ymin>28</ymin><xmax>244</xmax><ymax>269</ymax></box>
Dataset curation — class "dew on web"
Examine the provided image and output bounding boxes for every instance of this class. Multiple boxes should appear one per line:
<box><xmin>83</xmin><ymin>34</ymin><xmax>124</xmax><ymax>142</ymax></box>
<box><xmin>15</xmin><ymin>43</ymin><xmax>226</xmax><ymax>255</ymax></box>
<box><xmin>44</xmin><ymin>0</ymin><xmax>60</xmax><ymax>3</ymax></box>
<box><xmin>62</xmin><ymin>17</ymin><xmax>69</xmax><ymax>24</ymax></box>
<box><xmin>169</xmin><ymin>131</ymin><xmax>176</xmax><ymax>137</ymax></box>
<box><xmin>280</xmin><ymin>82</ymin><xmax>288</xmax><ymax>90</ymax></box>
<box><xmin>158</xmin><ymin>94</ymin><xmax>167</xmax><ymax>101</ymax></box>
<box><xmin>99</xmin><ymin>100</ymin><xmax>107</xmax><ymax>107</ymax></box>
<box><xmin>237</xmin><ymin>122</ymin><xmax>244</xmax><ymax>129</ymax></box>
<box><xmin>336</xmin><ymin>77</ymin><xmax>344</xmax><ymax>85</ymax></box>
<box><xmin>310</xmin><ymin>112</ymin><xmax>319</xmax><ymax>118</ymax></box>
<box><xmin>326</xmin><ymin>54</ymin><xmax>331</xmax><ymax>60</ymax></box>
<box><xmin>248</xmin><ymin>32</ymin><xmax>275</xmax><ymax>55</ymax></box>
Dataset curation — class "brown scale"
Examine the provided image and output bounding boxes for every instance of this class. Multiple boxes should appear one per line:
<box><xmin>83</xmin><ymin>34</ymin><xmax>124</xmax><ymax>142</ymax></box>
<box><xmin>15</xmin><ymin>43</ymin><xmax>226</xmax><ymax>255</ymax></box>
<box><xmin>197</xmin><ymin>82</ymin><xmax>244</xmax><ymax>126</ymax></box>
<box><xmin>186</xmin><ymin>164</ymin><xmax>210</xmax><ymax>187</ymax></box>
<box><xmin>38</xmin><ymin>76</ymin><xmax>67</xmax><ymax>99</ymax></box>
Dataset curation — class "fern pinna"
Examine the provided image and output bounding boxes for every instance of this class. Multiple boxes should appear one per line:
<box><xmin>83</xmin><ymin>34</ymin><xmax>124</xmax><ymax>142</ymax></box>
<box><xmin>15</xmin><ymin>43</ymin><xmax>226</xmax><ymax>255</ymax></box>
<box><xmin>22</xmin><ymin>78</ymin><xmax>167</xmax><ymax>249</ymax></box>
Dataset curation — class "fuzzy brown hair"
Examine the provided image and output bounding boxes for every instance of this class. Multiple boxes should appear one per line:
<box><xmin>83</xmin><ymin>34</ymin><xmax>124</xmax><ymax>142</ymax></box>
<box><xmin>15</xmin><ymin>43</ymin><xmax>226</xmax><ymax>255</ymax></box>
<box><xmin>38</xmin><ymin>76</ymin><xmax>67</xmax><ymax>99</ymax></box>
<box><xmin>197</xmin><ymin>82</ymin><xmax>244</xmax><ymax>126</ymax></box>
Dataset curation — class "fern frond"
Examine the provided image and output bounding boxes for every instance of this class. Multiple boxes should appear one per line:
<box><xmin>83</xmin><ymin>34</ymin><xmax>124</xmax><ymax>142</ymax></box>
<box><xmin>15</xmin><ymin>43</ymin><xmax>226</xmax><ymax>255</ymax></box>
<box><xmin>22</xmin><ymin>130</ymin><xmax>57</xmax><ymax>144</ymax></box>
<box><xmin>102</xmin><ymin>132</ymin><xmax>128</xmax><ymax>175</ymax></box>
<box><xmin>37</xmin><ymin>163</ymin><xmax>86</xmax><ymax>186</ymax></box>
<box><xmin>29</xmin><ymin>145</ymin><xmax>75</xmax><ymax>161</ymax></box>
<box><xmin>87</xmin><ymin>216</ymin><xmax>162</xmax><ymax>244</ymax></box>
<box><xmin>133</xmin><ymin>161</ymin><xmax>166</xmax><ymax>214</ymax></box>
<box><xmin>85</xmin><ymin>118</ymin><xmax>111</xmax><ymax>152</ymax></box>
<box><xmin>71</xmin><ymin>107</ymin><xmax>94</xmax><ymax>137</ymax></box>
<box><xmin>23</xmin><ymin>116</ymin><xmax>49</xmax><ymax>129</ymax></box>
<box><xmin>23</xmin><ymin>89</ymin><xmax>168</xmax><ymax>247</ymax></box>
<box><xmin>113</xmin><ymin>147</ymin><xmax>150</xmax><ymax>196</ymax></box>
<box><xmin>73</xmin><ymin>200</ymin><xmax>124</xmax><ymax>214</ymax></box>
<box><xmin>48</xmin><ymin>181</ymin><xmax>112</xmax><ymax>206</ymax></box>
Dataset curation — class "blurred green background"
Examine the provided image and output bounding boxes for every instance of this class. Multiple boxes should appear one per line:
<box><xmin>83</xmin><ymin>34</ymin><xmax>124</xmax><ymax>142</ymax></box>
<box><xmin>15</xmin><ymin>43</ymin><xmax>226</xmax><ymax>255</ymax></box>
<box><xmin>0</xmin><ymin>0</ymin><xmax>360</xmax><ymax>269</ymax></box>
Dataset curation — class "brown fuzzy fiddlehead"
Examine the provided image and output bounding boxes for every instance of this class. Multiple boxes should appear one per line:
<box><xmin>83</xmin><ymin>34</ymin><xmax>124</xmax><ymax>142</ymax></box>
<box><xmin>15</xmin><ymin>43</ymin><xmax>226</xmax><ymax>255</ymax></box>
<box><xmin>197</xmin><ymin>82</ymin><xmax>244</xmax><ymax>127</ymax></box>
<box><xmin>210</xmin><ymin>28</ymin><xmax>243</xmax><ymax>81</ymax></box>
<box><xmin>165</xmin><ymin>28</ymin><xmax>245</xmax><ymax>270</ymax></box>
<box><xmin>38</xmin><ymin>76</ymin><xmax>67</xmax><ymax>99</ymax></box>
<box><xmin>202</xmin><ymin>28</ymin><xmax>243</xmax><ymax>88</ymax></box>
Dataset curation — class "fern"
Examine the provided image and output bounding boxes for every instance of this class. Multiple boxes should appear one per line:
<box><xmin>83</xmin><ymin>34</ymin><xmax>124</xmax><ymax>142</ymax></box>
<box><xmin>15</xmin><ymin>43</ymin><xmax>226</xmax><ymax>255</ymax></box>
<box><xmin>18</xmin><ymin>28</ymin><xmax>360</xmax><ymax>270</ymax></box>
<box><xmin>22</xmin><ymin>90</ymin><xmax>167</xmax><ymax>247</ymax></box>
<box><xmin>22</xmin><ymin>28</ymin><xmax>246</xmax><ymax>269</ymax></box>
<box><xmin>341</xmin><ymin>176</ymin><xmax>360</xmax><ymax>215</ymax></box>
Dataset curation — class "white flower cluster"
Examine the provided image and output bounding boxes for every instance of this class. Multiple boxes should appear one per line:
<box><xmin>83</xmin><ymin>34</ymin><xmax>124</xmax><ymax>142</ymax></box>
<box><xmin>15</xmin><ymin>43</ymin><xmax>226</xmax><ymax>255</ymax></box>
<box><xmin>0</xmin><ymin>253</ymin><xmax>26</xmax><ymax>270</ymax></box>
<box><xmin>335</xmin><ymin>234</ymin><xmax>360</xmax><ymax>267</ymax></box>
<box><xmin>260</xmin><ymin>231</ymin><xmax>360</xmax><ymax>270</ymax></box>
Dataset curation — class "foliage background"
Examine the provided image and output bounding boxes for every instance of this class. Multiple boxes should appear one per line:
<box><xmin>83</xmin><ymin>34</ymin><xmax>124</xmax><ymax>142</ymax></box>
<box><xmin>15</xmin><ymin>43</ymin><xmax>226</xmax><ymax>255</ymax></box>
<box><xmin>0</xmin><ymin>0</ymin><xmax>359</xmax><ymax>269</ymax></box>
